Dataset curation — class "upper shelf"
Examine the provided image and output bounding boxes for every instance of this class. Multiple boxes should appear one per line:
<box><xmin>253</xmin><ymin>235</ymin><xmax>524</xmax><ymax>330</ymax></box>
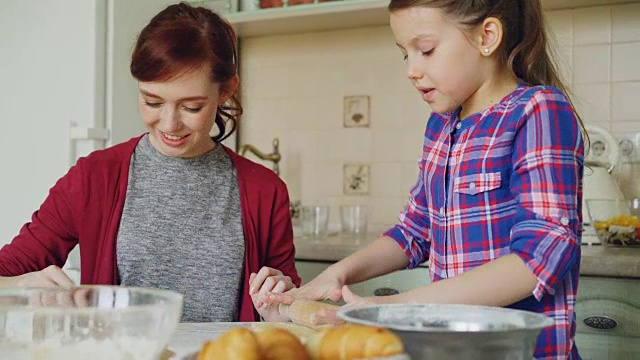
<box><xmin>226</xmin><ymin>0</ymin><xmax>639</xmax><ymax>37</ymax></box>
<box><xmin>227</xmin><ymin>0</ymin><xmax>388</xmax><ymax>37</ymax></box>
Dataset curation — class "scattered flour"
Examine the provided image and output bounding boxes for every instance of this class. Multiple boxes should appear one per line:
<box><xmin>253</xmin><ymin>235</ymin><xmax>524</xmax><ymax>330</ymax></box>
<box><xmin>3</xmin><ymin>337</ymin><xmax>163</xmax><ymax>360</ymax></box>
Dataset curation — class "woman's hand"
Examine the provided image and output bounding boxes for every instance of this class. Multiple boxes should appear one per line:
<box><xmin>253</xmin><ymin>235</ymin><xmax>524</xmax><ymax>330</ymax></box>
<box><xmin>11</xmin><ymin>265</ymin><xmax>75</xmax><ymax>288</ymax></box>
<box><xmin>249</xmin><ymin>266</ymin><xmax>296</xmax><ymax>322</ymax></box>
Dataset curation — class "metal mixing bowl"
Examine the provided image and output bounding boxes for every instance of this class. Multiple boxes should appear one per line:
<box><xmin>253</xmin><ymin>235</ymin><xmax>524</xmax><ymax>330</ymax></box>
<box><xmin>338</xmin><ymin>304</ymin><xmax>554</xmax><ymax>360</ymax></box>
<box><xmin>0</xmin><ymin>286</ymin><xmax>183</xmax><ymax>360</ymax></box>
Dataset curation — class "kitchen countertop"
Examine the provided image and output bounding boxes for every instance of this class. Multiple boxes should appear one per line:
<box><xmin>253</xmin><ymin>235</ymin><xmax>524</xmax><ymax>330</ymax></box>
<box><xmin>165</xmin><ymin>322</ymin><xmax>253</xmax><ymax>359</ymax></box>
<box><xmin>294</xmin><ymin>234</ymin><xmax>640</xmax><ymax>278</ymax></box>
<box><xmin>294</xmin><ymin>232</ymin><xmax>382</xmax><ymax>260</ymax></box>
<box><xmin>580</xmin><ymin>244</ymin><xmax>640</xmax><ymax>278</ymax></box>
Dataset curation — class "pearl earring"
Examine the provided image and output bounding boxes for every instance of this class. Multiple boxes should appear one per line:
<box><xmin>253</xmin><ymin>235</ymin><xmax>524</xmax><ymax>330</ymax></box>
<box><xmin>483</xmin><ymin>47</ymin><xmax>490</xmax><ymax>54</ymax></box>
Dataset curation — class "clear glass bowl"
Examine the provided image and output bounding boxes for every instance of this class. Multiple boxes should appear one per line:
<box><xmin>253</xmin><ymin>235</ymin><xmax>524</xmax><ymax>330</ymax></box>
<box><xmin>0</xmin><ymin>286</ymin><xmax>183</xmax><ymax>360</ymax></box>
<box><xmin>586</xmin><ymin>199</ymin><xmax>640</xmax><ymax>247</ymax></box>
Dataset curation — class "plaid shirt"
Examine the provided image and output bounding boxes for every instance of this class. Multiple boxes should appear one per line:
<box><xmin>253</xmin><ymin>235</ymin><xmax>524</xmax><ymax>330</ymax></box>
<box><xmin>385</xmin><ymin>85</ymin><xmax>583</xmax><ymax>359</ymax></box>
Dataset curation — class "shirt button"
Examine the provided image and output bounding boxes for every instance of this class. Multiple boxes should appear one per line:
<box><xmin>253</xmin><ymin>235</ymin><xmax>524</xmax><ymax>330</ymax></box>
<box><xmin>439</xmin><ymin>207</ymin><xmax>445</xmax><ymax>215</ymax></box>
<box><xmin>560</xmin><ymin>217</ymin><xmax>569</xmax><ymax>226</ymax></box>
<box><xmin>468</xmin><ymin>182</ymin><xmax>476</xmax><ymax>190</ymax></box>
<box><xmin>455</xmin><ymin>122</ymin><xmax>462</xmax><ymax>130</ymax></box>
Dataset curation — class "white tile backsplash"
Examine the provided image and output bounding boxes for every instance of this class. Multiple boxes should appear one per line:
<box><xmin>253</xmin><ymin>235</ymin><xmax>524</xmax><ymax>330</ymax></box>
<box><xmin>612</xmin><ymin>42</ymin><xmax>640</xmax><ymax>81</ymax></box>
<box><xmin>573</xmin><ymin>7</ymin><xmax>612</xmax><ymax>46</ymax></box>
<box><xmin>572</xmin><ymin>83</ymin><xmax>611</xmax><ymax>123</ymax></box>
<box><xmin>401</xmin><ymin>162</ymin><xmax>421</xmax><ymax>194</ymax></box>
<box><xmin>371</xmin><ymin>59</ymin><xmax>415</xmax><ymax>95</ymax></box>
<box><xmin>247</xmin><ymin>66</ymin><xmax>290</xmax><ymax>99</ymax></box>
<box><xmin>287</xmin><ymin>64</ymin><xmax>325</xmax><ymax>98</ymax></box>
<box><xmin>241</xmin><ymin>37</ymin><xmax>294</xmax><ymax>68</ymax></box>
<box><xmin>315</xmin><ymin>162</ymin><xmax>343</xmax><ymax>198</ymax></box>
<box><xmin>369</xmin><ymin>93</ymin><xmax>406</xmax><ymax>130</ymax></box>
<box><xmin>612</xmin><ymin>82</ymin><xmax>640</xmax><ymax>121</ymax></box>
<box><xmin>320</xmin><ymin>130</ymin><xmax>373</xmax><ymax>163</ymax></box>
<box><xmin>370</xmin><ymin>196</ymin><xmax>405</xmax><ymax>227</ymax></box>
<box><xmin>611</xmin><ymin>119</ymin><xmax>640</xmax><ymax>133</ymax></box>
<box><xmin>242</xmin><ymin>99</ymin><xmax>287</xmax><ymax>131</ymax></box>
<box><xmin>550</xmin><ymin>46</ymin><xmax>573</xmax><ymax>86</ymax></box>
<box><xmin>284</xmin><ymin>96</ymin><xmax>342</xmax><ymax>130</ymax></box>
<box><xmin>547</xmin><ymin>10</ymin><xmax>574</xmax><ymax>47</ymax></box>
<box><xmin>371</xmin><ymin>130</ymin><xmax>409</xmax><ymax>163</ymax></box>
<box><xmin>612</xmin><ymin>3</ymin><xmax>640</xmax><ymax>43</ymax></box>
<box><xmin>342</xmin><ymin>60</ymin><xmax>374</xmax><ymax>96</ymax></box>
<box><xmin>573</xmin><ymin>45</ymin><xmax>611</xmax><ymax>84</ymax></box>
<box><xmin>240</xmin><ymin>4</ymin><xmax>640</xmax><ymax>228</ymax></box>
<box><xmin>401</xmin><ymin>95</ymin><xmax>432</xmax><ymax>130</ymax></box>
<box><xmin>370</xmin><ymin>163</ymin><xmax>404</xmax><ymax>198</ymax></box>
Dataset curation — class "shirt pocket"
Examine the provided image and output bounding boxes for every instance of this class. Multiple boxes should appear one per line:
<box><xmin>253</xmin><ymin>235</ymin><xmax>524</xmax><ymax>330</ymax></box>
<box><xmin>453</xmin><ymin>172</ymin><xmax>502</xmax><ymax>195</ymax></box>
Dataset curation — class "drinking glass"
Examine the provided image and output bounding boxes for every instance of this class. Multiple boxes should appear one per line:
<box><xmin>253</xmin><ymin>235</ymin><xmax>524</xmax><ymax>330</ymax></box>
<box><xmin>340</xmin><ymin>205</ymin><xmax>368</xmax><ymax>239</ymax></box>
<box><xmin>301</xmin><ymin>205</ymin><xmax>330</xmax><ymax>239</ymax></box>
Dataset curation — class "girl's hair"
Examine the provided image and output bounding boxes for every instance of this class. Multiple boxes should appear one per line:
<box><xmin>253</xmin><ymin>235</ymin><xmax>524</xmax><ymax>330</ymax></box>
<box><xmin>130</xmin><ymin>2</ymin><xmax>241</xmax><ymax>142</ymax></box>
<box><xmin>388</xmin><ymin>0</ymin><xmax>586</xmax><ymax>140</ymax></box>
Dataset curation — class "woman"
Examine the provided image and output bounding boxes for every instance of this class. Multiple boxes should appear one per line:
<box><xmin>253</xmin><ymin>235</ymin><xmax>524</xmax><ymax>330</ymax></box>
<box><xmin>0</xmin><ymin>2</ymin><xmax>300</xmax><ymax>323</ymax></box>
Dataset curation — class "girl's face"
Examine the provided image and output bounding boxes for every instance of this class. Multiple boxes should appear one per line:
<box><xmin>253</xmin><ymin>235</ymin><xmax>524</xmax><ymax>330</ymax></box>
<box><xmin>138</xmin><ymin>66</ymin><xmax>236</xmax><ymax>158</ymax></box>
<box><xmin>390</xmin><ymin>7</ymin><xmax>486</xmax><ymax>115</ymax></box>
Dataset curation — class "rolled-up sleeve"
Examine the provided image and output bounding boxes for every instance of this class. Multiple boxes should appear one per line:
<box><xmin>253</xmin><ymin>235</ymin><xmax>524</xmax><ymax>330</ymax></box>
<box><xmin>509</xmin><ymin>89</ymin><xmax>583</xmax><ymax>300</ymax></box>
<box><xmin>384</xmin><ymin>160</ymin><xmax>432</xmax><ymax>269</ymax></box>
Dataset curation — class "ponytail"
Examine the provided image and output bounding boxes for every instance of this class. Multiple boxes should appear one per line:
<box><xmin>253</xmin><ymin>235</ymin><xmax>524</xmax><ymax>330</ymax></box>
<box><xmin>508</xmin><ymin>0</ymin><xmax>586</xmax><ymax>144</ymax></box>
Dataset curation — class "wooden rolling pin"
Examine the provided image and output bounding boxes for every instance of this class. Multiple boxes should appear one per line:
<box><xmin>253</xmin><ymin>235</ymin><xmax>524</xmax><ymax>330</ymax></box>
<box><xmin>278</xmin><ymin>299</ymin><xmax>339</xmax><ymax>330</ymax></box>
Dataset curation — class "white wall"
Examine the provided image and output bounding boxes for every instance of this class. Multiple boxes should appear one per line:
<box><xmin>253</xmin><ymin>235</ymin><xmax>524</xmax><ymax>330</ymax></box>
<box><xmin>239</xmin><ymin>3</ymin><xmax>640</xmax><ymax>232</ymax></box>
<box><xmin>0</xmin><ymin>0</ymin><xmax>237</xmax><ymax>251</ymax></box>
<box><xmin>0</xmin><ymin>0</ymin><xmax>105</xmax><ymax>248</ymax></box>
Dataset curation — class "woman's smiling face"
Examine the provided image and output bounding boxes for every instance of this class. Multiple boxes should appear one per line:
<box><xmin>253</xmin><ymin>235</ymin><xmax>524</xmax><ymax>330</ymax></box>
<box><xmin>138</xmin><ymin>65</ymin><xmax>231</xmax><ymax>158</ymax></box>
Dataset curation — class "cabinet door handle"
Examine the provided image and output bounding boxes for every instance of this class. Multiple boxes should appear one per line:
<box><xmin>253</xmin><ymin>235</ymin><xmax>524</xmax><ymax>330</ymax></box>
<box><xmin>583</xmin><ymin>316</ymin><xmax>618</xmax><ymax>330</ymax></box>
<box><xmin>374</xmin><ymin>287</ymin><xmax>399</xmax><ymax>296</ymax></box>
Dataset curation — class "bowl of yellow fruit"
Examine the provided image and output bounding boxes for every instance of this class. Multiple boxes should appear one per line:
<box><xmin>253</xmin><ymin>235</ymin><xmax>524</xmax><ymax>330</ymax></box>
<box><xmin>586</xmin><ymin>199</ymin><xmax>640</xmax><ymax>247</ymax></box>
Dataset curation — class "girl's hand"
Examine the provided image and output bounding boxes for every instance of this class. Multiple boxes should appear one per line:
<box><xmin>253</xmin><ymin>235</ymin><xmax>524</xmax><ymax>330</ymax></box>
<box><xmin>249</xmin><ymin>266</ymin><xmax>296</xmax><ymax>322</ymax></box>
<box><xmin>13</xmin><ymin>265</ymin><xmax>75</xmax><ymax>288</ymax></box>
<box><xmin>310</xmin><ymin>285</ymin><xmax>377</xmax><ymax>326</ymax></box>
<box><xmin>262</xmin><ymin>267</ymin><xmax>344</xmax><ymax>307</ymax></box>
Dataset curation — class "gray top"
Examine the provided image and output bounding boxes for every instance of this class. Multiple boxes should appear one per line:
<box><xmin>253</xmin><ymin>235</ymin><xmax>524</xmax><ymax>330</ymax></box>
<box><xmin>116</xmin><ymin>135</ymin><xmax>245</xmax><ymax>322</ymax></box>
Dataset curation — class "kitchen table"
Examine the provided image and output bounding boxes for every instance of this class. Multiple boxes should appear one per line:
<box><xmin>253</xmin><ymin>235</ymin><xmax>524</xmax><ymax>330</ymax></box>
<box><xmin>165</xmin><ymin>322</ymin><xmax>256</xmax><ymax>359</ymax></box>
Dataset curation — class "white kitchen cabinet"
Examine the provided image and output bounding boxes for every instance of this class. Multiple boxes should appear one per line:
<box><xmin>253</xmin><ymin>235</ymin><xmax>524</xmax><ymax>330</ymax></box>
<box><xmin>226</xmin><ymin>0</ymin><xmax>640</xmax><ymax>37</ymax></box>
<box><xmin>575</xmin><ymin>276</ymin><xmax>640</xmax><ymax>359</ymax></box>
<box><xmin>295</xmin><ymin>260</ymin><xmax>430</xmax><ymax>300</ymax></box>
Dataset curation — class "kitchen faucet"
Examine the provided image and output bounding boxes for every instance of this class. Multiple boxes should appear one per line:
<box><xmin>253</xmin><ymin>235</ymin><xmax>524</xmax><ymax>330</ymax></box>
<box><xmin>239</xmin><ymin>138</ymin><xmax>301</xmax><ymax>220</ymax></box>
<box><xmin>239</xmin><ymin>137</ymin><xmax>281</xmax><ymax>175</ymax></box>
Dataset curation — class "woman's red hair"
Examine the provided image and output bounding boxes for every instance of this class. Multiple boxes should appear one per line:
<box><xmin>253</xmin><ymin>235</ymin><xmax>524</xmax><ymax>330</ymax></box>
<box><xmin>130</xmin><ymin>2</ymin><xmax>241</xmax><ymax>142</ymax></box>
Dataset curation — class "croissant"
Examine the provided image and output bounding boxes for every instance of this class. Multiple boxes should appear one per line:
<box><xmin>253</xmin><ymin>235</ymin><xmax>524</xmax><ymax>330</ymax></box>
<box><xmin>197</xmin><ymin>327</ymin><xmax>260</xmax><ymax>360</ymax></box>
<box><xmin>198</xmin><ymin>323</ymin><xmax>404</xmax><ymax>360</ymax></box>
<box><xmin>198</xmin><ymin>326</ymin><xmax>309</xmax><ymax>360</ymax></box>
<box><xmin>255</xmin><ymin>328</ymin><xmax>310</xmax><ymax>360</ymax></box>
<box><xmin>307</xmin><ymin>324</ymin><xmax>404</xmax><ymax>360</ymax></box>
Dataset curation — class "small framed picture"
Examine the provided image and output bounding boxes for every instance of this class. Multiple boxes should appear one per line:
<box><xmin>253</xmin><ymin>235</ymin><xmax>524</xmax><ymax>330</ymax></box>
<box><xmin>343</xmin><ymin>164</ymin><xmax>370</xmax><ymax>195</ymax></box>
<box><xmin>343</xmin><ymin>95</ymin><xmax>370</xmax><ymax>128</ymax></box>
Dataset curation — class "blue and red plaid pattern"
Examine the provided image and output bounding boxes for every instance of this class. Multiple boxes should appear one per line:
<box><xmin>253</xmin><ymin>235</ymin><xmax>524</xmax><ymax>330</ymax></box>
<box><xmin>385</xmin><ymin>85</ymin><xmax>583</xmax><ymax>359</ymax></box>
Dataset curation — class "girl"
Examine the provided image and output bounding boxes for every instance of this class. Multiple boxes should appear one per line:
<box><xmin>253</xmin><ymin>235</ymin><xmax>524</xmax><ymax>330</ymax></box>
<box><xmin>267</xmin><ymin>0</ymin><xmax>584</xmax><ymax>358</ymax></box>
<box><xmin>0</xmin><ymin>3</ymin><xmax>299</xmax><ymax>323</ymax></box>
